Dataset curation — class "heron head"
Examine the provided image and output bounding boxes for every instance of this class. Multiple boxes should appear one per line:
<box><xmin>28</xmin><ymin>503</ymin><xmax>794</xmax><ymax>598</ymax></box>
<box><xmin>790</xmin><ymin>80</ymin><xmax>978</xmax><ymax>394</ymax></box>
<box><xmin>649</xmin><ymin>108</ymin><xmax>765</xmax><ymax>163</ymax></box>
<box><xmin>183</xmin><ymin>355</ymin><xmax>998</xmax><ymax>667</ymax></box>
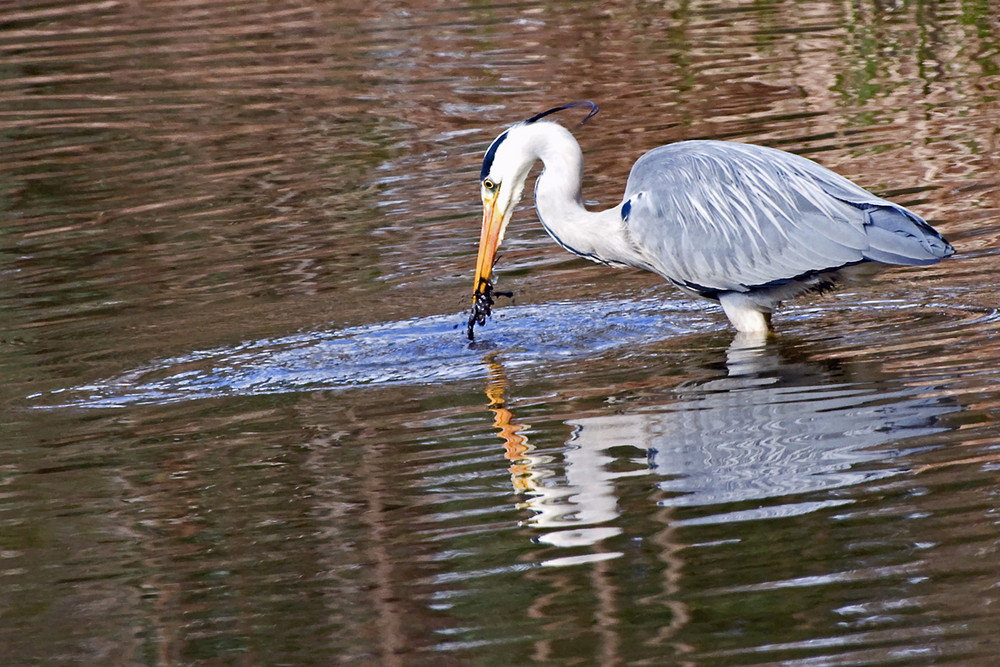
<box><xmin>472</xmin><ymin>128</ymin><xmax>531</xmax><ymax>299</ymax></box>
<box><xmin>472</xmin><ymin>101</ymin><xmax>600</xmax><ymax>301</ymax></box>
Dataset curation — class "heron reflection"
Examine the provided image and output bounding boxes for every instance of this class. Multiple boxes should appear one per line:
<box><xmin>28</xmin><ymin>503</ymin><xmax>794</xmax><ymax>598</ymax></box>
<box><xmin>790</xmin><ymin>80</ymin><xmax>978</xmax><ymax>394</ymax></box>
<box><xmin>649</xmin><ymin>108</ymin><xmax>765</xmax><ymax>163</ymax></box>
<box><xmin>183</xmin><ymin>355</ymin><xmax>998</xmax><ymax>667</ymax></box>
<box><xmin>483</xmin><ymin>338</ymin><xmax>957</xmax><ymax>546</ymax></box>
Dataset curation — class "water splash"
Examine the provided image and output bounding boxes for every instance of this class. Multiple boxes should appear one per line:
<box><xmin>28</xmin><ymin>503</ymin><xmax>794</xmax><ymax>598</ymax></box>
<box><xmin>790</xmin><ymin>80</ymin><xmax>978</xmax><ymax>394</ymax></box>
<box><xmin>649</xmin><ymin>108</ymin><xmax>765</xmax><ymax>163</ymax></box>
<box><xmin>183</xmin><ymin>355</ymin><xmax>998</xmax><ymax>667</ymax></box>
<box><xmin>37</xmin><ymin>297</ymin><xmax>708</xmax><ymax>408</ymax></box>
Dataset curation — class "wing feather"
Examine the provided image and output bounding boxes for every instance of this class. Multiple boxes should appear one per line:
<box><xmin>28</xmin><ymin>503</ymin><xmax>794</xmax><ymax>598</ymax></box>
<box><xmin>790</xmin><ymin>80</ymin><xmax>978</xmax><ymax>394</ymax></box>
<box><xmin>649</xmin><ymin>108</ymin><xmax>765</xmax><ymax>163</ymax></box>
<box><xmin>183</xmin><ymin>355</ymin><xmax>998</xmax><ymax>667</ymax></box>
<box><xmin>622</xmin><ymin>140</ymin><xmax>952</xmax><ymax>295</ymax></box>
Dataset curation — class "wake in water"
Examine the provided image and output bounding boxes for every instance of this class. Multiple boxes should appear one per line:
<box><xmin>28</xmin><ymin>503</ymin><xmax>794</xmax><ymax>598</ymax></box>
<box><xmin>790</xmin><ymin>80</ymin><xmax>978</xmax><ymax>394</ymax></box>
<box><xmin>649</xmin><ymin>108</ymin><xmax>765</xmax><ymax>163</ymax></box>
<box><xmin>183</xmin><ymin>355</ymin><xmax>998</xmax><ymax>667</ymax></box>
<box><xmin>36</xmin><ymin>298</ymin><xmax>707</xmax><ymax>408</ymax></box>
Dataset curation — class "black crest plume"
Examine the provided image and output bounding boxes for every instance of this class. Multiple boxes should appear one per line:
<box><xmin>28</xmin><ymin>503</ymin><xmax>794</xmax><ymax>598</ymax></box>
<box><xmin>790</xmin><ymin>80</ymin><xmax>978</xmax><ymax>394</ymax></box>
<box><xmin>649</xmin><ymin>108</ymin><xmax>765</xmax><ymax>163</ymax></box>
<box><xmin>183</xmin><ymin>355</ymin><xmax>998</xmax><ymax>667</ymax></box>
<box><xmin>524</xmin><ymin>100</ymin><xmax>600</xmax><ymax>126</ymax></box>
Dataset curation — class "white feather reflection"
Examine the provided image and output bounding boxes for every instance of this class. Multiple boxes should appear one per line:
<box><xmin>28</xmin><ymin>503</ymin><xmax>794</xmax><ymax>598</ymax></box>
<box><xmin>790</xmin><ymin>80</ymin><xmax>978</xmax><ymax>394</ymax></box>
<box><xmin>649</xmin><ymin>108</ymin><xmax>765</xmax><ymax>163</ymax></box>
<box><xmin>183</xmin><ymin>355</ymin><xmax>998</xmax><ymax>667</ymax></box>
<box><xmin>485</xmin><ymin>357</ymin><xmax>626</xmax><ymax>551</ymax></box>
<box><xmin>488</xmin><ymin>339</ymin><xmax>957</xmax><ymax>550</ymax></box>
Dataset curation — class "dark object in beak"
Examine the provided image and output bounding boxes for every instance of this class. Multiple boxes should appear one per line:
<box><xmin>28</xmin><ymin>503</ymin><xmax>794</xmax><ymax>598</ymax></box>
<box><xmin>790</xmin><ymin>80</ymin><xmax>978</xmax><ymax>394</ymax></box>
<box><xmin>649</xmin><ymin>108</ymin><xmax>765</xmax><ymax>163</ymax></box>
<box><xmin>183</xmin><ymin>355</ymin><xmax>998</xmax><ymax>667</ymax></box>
<box><xmin>466</xmin><ymin>279</ymin><xmax>513</xmax><ymax>341</ymax></box>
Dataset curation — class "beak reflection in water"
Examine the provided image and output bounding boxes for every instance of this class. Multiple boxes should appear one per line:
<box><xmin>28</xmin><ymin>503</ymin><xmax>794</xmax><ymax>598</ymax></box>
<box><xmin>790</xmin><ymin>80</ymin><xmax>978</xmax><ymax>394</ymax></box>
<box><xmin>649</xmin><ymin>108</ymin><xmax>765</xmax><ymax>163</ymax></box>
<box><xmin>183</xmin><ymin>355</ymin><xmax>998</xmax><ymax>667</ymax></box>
<box><xmin>483</xmin><ymin>355</ymin><xmax>626</xmax><ymax>553</ymax></box>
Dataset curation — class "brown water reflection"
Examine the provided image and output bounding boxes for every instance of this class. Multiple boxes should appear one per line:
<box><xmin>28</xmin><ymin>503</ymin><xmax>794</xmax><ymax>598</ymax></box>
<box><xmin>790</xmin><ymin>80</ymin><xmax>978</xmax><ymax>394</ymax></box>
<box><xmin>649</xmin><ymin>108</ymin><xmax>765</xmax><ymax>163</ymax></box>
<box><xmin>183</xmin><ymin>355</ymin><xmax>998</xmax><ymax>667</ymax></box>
<box><xmin>3</xmin><ymin>0</ymin><xmax>1000</xmax><ymax>664</ymax></box>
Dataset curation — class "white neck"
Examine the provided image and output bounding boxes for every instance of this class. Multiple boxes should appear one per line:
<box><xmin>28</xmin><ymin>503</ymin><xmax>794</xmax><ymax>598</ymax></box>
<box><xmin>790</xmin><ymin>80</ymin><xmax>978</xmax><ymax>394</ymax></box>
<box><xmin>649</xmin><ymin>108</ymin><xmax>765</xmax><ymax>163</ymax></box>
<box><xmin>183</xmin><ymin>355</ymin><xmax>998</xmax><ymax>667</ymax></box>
<box><xmin>516</xmin><ymin>123</ymin><xmax>638</xmax><ymax>267</ymax></box>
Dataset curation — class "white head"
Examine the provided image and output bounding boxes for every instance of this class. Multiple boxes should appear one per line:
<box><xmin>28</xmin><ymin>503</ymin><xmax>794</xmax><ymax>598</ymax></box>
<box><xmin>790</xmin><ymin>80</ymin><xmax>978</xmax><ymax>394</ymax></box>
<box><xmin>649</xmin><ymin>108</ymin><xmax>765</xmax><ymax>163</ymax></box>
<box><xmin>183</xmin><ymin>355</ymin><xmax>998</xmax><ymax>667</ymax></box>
<box><xmin>472</xmin><ymin>102</ymin><xmax>599</xmax><ymax>300</ymax></box>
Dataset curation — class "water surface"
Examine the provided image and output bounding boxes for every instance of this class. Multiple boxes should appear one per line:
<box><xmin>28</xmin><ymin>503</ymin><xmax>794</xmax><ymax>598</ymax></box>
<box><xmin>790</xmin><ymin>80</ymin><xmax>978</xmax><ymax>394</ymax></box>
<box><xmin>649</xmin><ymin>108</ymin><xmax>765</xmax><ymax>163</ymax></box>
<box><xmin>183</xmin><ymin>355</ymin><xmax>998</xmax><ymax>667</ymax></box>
<box><xmin>3</xmin><ymin>0</ymin><xmax>1000</xmax><ymax>664</ymax></box>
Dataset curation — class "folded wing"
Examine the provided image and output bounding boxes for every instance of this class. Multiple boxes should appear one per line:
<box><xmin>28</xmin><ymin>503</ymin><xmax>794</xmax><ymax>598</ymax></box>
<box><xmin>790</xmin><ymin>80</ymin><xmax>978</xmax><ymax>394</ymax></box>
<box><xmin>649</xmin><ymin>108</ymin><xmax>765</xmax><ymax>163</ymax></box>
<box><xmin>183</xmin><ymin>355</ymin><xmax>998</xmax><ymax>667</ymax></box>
<box><xmin>622</xmin><ymin>140</ymin><xmax>953</xmax><ymax>296</ymax></box>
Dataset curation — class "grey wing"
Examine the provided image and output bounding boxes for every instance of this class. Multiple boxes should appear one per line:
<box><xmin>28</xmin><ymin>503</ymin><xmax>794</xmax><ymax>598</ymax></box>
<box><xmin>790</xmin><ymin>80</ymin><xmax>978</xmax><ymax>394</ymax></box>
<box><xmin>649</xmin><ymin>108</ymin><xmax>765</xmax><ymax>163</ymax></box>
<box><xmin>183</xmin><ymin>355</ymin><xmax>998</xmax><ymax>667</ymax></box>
<box><xmin>621</xmin><ymin>140</ymin><xmax>953</xmax><ymax>296</ymax></box>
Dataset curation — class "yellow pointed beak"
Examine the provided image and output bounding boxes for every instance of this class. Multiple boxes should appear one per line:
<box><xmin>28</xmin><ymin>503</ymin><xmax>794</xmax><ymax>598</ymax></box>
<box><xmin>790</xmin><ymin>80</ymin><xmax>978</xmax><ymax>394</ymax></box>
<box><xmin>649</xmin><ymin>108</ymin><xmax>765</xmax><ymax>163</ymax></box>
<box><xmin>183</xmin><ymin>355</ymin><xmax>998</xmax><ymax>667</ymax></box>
<box><xmin>473</xmin><ymin>190</ymin><xmax>503</xmax><ymax>300</ymax></box>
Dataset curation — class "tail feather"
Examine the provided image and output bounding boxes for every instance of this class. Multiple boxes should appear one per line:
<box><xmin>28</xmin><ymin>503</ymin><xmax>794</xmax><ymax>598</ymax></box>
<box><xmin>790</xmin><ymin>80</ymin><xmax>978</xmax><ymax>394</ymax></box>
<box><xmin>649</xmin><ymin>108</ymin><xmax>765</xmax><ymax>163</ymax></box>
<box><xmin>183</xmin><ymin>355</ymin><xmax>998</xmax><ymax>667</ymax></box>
<box><xmin>861</xmin><ymin>205</ymin><xmax>954</xmax><ymax>266</ymax></box>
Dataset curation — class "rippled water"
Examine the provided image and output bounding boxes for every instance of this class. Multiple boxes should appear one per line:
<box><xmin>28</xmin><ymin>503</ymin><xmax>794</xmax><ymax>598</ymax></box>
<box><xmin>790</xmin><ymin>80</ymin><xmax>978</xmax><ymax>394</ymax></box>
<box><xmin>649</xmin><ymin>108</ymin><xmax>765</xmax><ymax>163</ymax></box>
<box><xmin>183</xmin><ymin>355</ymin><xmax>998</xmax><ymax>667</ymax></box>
<box><xmin>4</xmin><ymin>0</ymin><xmax>1000</xmax><ymax>664</ymax></box>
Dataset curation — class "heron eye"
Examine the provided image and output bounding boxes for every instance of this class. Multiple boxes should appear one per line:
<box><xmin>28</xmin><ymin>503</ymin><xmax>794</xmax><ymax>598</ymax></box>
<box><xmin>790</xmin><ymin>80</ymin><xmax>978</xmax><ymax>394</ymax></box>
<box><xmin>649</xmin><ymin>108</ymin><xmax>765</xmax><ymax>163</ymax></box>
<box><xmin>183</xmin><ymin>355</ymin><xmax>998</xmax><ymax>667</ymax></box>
<box><xmin>483</xmin><ymin>179</ymin><xmax>497</xmax><ymax>191</ymax></box>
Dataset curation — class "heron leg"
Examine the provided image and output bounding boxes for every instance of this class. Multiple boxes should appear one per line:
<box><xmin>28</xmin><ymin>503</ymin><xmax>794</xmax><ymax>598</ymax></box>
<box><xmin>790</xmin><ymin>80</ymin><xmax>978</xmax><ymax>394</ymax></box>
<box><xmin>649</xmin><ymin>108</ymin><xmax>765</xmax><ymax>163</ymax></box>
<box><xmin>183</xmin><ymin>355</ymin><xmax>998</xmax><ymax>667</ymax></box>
<box><xmin>718</xmin><ymin>292</ymin><xmax>774</xmax><ymax>334</ymax></box>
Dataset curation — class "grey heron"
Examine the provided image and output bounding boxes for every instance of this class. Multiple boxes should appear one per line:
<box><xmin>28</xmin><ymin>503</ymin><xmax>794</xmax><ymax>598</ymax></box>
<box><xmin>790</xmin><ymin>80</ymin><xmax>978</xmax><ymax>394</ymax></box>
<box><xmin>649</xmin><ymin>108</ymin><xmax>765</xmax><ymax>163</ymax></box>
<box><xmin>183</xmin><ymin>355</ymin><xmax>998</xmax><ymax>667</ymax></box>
<box><xmin>467</xmin><ymin>101</ymin><xmax>954</xmax><ymax>340</ymax></box>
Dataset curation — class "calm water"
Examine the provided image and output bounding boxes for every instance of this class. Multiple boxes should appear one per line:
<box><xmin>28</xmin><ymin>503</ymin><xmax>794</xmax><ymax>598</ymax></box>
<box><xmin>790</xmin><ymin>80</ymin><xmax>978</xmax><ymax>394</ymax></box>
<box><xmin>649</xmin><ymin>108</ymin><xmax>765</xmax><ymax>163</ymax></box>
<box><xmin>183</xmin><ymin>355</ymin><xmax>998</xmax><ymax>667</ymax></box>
<box><xmin>3</xmin><ymin>0</ymin><xmax>1000</xmax><ymax>664</ymax></box>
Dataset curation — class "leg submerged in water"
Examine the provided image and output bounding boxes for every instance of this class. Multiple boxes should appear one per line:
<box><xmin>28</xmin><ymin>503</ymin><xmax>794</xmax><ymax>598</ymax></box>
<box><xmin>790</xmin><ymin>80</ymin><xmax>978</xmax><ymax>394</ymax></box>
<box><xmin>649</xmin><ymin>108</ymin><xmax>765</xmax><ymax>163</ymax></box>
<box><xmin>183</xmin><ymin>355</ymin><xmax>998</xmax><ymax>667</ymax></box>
<box><xmin>718</xmin><ymin>292</ymin><xmax>773</xmax><ymax>334</ymax></box>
